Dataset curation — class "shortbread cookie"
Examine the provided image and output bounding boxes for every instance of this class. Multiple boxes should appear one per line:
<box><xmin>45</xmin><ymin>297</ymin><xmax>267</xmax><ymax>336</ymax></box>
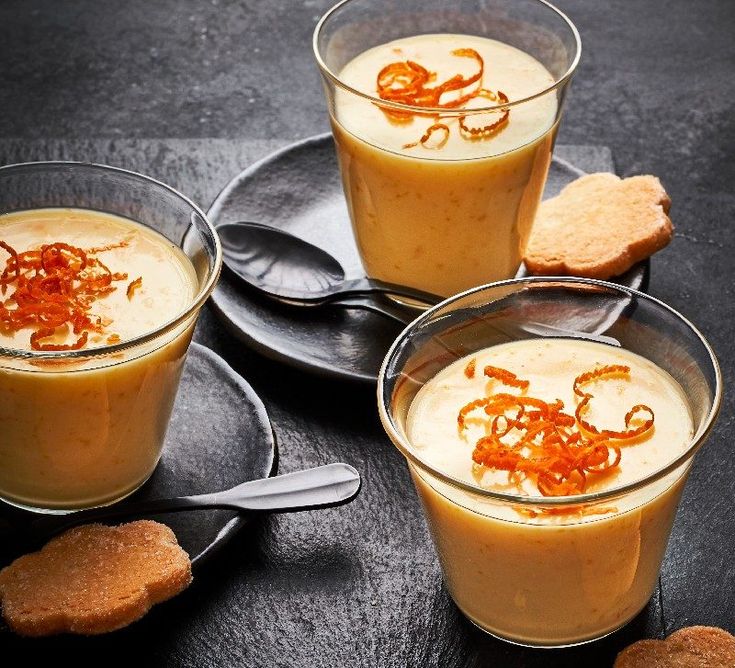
<box><xmin>614</xmin><ymin>626</ymin><xmax>735</xmax><ymax>668</ymax></box>
<box><xmin>524</xmin><ymin>173</ymin><xmax>673</xmax><ymax>279</ymax></box>
<box><xmin>0</xmin><ymin>520</ymin><xmax>192</xmax><ymax>636</ymax></box>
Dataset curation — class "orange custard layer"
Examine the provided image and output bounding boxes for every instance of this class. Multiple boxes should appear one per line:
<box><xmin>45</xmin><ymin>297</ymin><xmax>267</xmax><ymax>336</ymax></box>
<box><xmin>333</xmin><ymin>34</ymin><xmax>558</xmax><ymax>297</ymax></box>
<box><xmin>406</xmin><ymin>338</ymin><xmax>694</xmax><ymax>645</ymax></box>
<box><xmin>0</xmin><ymin>208</ymin><xmax>199</xmax><ymax>510</ymax></box>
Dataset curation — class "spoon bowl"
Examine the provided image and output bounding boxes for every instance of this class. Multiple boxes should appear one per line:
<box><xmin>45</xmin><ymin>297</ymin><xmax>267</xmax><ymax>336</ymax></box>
<box><xmin>218</xmin><ymin>221</ymin><xmax>441</xmax><ymax>305</ymax></box>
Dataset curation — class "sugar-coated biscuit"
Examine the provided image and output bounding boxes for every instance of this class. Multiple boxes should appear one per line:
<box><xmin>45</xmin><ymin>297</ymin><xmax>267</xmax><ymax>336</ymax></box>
<box><xmin>614</xmin><ymin>626</ymin><xmax>735</xmax><ymax>668</ymax></box>
<box><xmin>0</xmin><ymin>520</ymin><xmax>192</xmax><ymax>636</ymax></box>
<box><xmin>524</xmin><ymin>173</ymin><xmax>673</xmax><ymax>279</ymax></box>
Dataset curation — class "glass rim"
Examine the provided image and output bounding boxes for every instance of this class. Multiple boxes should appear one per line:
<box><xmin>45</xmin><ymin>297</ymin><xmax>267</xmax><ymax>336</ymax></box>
<box><xmin>312</xmin><ymin>0</ymin><xmax>582</xmax><ymax>116</ymax></box>
<box><xmin>377</xmin><ymin>276</ymin><xmax>723</xmax><ymax>507</ymax></box>
<box><xmin>0</xmin><ymin>160</ymin><xmax>223</xmax><ymax>362</ymax></box>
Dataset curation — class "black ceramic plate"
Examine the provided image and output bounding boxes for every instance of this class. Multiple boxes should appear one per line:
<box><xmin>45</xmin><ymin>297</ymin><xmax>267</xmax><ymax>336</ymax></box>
<box><xmin>208</xmin><ymin>133</ymin><xmax>648</xmax><ymax>383</ymax></box>
<box><xmin>0</xmin><ymin>342</ymin><xmax>277</xmax><ymax>570</ymax></box>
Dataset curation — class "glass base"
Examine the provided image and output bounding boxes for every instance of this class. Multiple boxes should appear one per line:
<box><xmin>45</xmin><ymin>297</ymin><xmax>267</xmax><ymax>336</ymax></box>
<box><xmin>460</xmin><ymin>603</ymin><xmax>644</xmax><ymax>649</ymax></box>
<box><xmin>0</xmin><ymin>472</ymin><xmax>155</xmax><ymax>515</ymax></box>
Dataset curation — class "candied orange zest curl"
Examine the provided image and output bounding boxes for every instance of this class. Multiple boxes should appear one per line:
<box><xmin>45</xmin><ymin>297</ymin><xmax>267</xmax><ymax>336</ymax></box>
<box><xmin>0</xmin><ymin>241</ymin><xmax>20</xmax><ymax>292</ymax></box>
<box><xmin>376</xmin><ymin>47</ymin><xmax>510</xmax><ymax>146</ymax></box>
<box><xmin>484</xmin><ymin>365</ymin><xmax>529</xmax><ymax>390</ymax></box>
<box><xmin>402</xmin><ymin>123</ymin><xmax>450</xmax><ymax>150</ymax></box>
<box><xmin>0</xmin><ymin>238</ymin><xmax>130</xmax><ymax>351</ymax></box>
<box><xmin>458</xmin><ymin>363</ymin><xmax>655</xmax><ymax>500</ymax></box>
<box><xmin>377</xmin><ymin>49</ymin><xmax>483</xmax><ymax>109</ymax></box>
<box><xmin>30</xmin><ymin>328</ymin><xmax>89</xmax><ymax>351</ymax></box>
<box><xmin>127</xmin><ymin>276</ymin><xmax>143</xmax><ymax>299</ymax></box>
<box><xmin>458</xmin><ymin>397</ymin><xmax>496</xmax><ymax>432</ymax></box>
<box><xmin>573</xmin><ymin>364</ymin><xmax>630</xmax><ymax>397</ymax></box>
<box><xmin>40</xmin><ymin>243</ymin><xmax>88</xmax><ymax>274</ymax></box>
<box><xmin>574</xmin><ymin>365</ymin><xmax>655</xmax><ymax>439</ymax></box>
<box><xmin>458</xmin><ymin>90</ymin><xmax>510</xmax><ymax>139</ymax></box>
<box><xmin>458</xmin><ymin>392</ymin><xmax>525</xmax><ymax>433</ymax></box>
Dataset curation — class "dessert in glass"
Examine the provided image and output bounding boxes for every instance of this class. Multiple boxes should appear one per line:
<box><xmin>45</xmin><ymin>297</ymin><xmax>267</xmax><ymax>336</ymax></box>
<box><xmin>378</xmin><ymin>278</ymin><xmax>721</xmax><ymax>646</ymax></box>
<box><xmin>314</xmin><ymin>0</ymin><xmax>580</xmax><ymax>297</ymax></box>
<box><xmin>0</xmin><ymin>162</ymin><xmax>222</xmax><ymax>513</ymax></box>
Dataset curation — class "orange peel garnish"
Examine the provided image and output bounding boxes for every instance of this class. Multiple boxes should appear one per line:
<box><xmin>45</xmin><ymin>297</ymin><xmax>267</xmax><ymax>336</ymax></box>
<box><xmin>458</xmin><ymin>90</ymin><xmax>510</xmax><ymax>139</ymax></box>
<box><xmin>376</xmin><ymin>48</ymin><xmax>510</xmax><ymax>146</ymax></box>
<box><xmin>127</xmin><ymin>276</ymin><xmax>143</xmax><ymax>300</ymax></box>
<box><xmin>402</xmin><ymin>123</ymin><xmax>450</xmax><ymax>150</ymax></box>
<box><xmin>484</xmin><ymin>365</ymin><xmax>530</xmax><ymax>390</ymax></box>
<box><xmin>0</xmin><ymin>240</ymin><xmax>129</xmax><ymax>351</ymax></box>
<box><xmin>458</xmin><ymin>363</ymin><xmax>655</xmax><ymax>498</ymax></box>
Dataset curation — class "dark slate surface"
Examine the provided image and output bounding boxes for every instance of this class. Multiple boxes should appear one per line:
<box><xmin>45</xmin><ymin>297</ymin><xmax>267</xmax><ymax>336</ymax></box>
<box><xmin>0</xmin><ymin>0</ymin><xmax>734</xmax><ymax>665</ymax></box>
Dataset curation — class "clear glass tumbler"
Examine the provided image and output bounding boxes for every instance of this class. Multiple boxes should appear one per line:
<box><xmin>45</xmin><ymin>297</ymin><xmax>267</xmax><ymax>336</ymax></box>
<box><xmin>378</xmin><ymin>278</ymin><xmax>721</xmax><ymax>647</ymax></box>
<box><xmin>314</xmin><ymin>0</ymin><xmax>581</xmax><ymax>298</ymax></box>
<box><xmin>0</xmin><ymin>162</ymin><xmax>222</xmax><ymax>513</ymax></box>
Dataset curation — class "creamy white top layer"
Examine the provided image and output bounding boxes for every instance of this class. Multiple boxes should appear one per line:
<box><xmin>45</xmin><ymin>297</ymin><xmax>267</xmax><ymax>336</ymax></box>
<box><xmin>335</xmin><ymin>33</ymin><xmax>558</xmax><ymax>160</ymax></box>
<box><xmin>0</xmin><ymin>208</ymin><xmax>198</xmax><ymax>350</ymax></box>
<box><xmin>406</xmin><ymin>338</ymin><xmax>694</xmax><ymax>496</ymax></box>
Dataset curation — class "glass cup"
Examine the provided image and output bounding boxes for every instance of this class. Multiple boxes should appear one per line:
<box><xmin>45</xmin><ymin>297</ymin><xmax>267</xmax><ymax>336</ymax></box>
<box><xmin>0</xmin><ymin>162</ymin><xmax>222</xmax><ymax>513</ymax></box>
<box><xmin>314</xmin><ymin>0</ymin><xmax>581</xmax><ymax>298</ymax></box>
<box><xmin>378</xmin><ymin>278</ymin><xmax>721</xmax><ymax>647</ymax></box>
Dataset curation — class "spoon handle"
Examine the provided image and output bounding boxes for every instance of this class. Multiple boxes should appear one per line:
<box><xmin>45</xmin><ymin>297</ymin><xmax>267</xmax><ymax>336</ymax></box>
<box><xmin>341</xmin><ymin>278</ymin><xmax>441</xmax><ymax>306</ymax></box>
<box><xmin>25</xmin><ymin>464</ymin><xmax>361</xmax><ymax>543</ymax></box>
<box><xmin>203</xmin><ymin>462</ymin><xmax>361</xmax><ymax>512</ymax></box>
<box><xmin>335</xmin><ymin>294</ymin><xmax>419</xmax><ymax>326</ymax></box>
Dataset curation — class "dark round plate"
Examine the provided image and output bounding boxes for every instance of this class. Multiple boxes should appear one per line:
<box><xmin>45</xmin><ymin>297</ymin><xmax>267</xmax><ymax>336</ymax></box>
<box><xmin>0</xmin><ymin>342</ymin><xmax>277</xmax><ymax>570</ymax></box>
<box><xmin>208</xmin><ymin>133</ymin><xmax>648</xmax><ymax>384</ymax></box>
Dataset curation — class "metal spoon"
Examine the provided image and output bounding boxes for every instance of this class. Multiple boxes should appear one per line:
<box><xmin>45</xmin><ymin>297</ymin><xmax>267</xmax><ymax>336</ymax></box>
<box><xmin>2</xmin><ymin>463</ymin><xmax>361</xmax><ymax>547</ymax></box>
<box><xmin>216</xmin><ymin>221</ymin><xmax>629</xmax><ymax>336</ymax></box>
<box><xmin>217</xmin><ymin>221</ymin><xmax>441</xmax><ymax>308</ymax></box>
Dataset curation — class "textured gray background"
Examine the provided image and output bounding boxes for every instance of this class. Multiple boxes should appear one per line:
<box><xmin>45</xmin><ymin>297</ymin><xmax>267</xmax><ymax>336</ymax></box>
<box><xmin>0</xmin><ymin>1</ymin><xmax>734</xmax><ymax>666</ymax></box>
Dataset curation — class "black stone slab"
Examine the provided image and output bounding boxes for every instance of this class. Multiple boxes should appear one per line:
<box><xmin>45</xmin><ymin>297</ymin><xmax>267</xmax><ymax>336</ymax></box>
<box><xmin>1</xmin><ymin>0</ymin><xmax>734</xmax><ymax>659</ymax></box>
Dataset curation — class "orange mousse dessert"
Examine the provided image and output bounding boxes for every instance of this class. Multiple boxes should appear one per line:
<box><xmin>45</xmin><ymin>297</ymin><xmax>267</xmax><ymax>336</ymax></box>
<box><xmin>405</xmin><ymin>338</ymin><xmax>694</xmax><ymax>645</ymax></box>
<box><xmin>0</xmin><ymin>208</ymin><xmax>198</xmax><ymax>511</ymax></box>
<box><xmin>332</xmin><ymin>34</ymin><xmax>558</xmax><ymax>297</ymax></box>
